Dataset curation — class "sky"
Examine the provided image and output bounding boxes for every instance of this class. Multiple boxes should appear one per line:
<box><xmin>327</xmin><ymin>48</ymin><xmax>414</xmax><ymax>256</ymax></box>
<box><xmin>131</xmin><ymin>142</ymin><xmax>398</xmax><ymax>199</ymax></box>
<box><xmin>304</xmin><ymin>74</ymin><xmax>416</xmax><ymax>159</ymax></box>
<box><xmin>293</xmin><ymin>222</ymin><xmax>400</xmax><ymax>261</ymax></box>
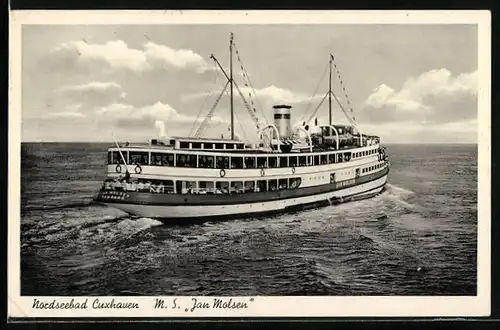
<box><xmin>21</xmin><ymin>24</ymin><xmax>478</xmax><ymax>143</ymax></box>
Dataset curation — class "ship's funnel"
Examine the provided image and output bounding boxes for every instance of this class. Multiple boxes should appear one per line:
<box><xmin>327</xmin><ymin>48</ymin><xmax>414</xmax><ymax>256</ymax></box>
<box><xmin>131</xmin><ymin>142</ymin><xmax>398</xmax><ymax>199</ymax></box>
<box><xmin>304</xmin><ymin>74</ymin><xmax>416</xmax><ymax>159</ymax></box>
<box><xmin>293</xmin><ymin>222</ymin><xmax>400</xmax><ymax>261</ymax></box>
<box><xmin>273</xmin><ymin>104</ymin><xmax>292</xmax><ymax>139</ymax></box>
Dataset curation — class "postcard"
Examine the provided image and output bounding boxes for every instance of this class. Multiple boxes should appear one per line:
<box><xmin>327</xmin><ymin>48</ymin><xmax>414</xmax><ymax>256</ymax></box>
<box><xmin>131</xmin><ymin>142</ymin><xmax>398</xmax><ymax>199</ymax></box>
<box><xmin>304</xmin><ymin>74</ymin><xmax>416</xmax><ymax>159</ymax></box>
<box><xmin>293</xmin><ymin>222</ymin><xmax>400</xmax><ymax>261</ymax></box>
<box><xmin>8</xmin><ymin>10</ymin><xmax>491</xmax><ymax>318</ymax></box>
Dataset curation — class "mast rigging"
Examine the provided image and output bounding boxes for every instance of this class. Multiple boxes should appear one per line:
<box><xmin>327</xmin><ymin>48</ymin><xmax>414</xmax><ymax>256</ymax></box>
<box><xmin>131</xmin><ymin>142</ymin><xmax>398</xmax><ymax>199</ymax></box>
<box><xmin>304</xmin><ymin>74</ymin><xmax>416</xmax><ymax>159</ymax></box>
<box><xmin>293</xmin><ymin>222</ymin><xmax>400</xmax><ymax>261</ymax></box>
<box><xmin>188</xmin><ymin>59</ymin><xmax>219</xmax><ymax>137</ymax></box>
<box><xmin>232</xmin><ymin>37</ymin><xmax>268</xmax><ymax>128</ymax></box>
<box><xmin>194</xmin><ymin>81</ymin><xmax>230</xmax><ymax>138</ymax></box>
<box><xmin>201</xmin><ymin>34</ymin><xmax>265</xmax><ymax>140</ymax></box>
<box><xmin>299</xmin><ymin>53</ymin><xmax>363</xmax><ymax>145</ymax></box>
<box><xmin>298</xmin><ymin>61</ymin><xmax>329</xmax><ymax>126</ymax></box>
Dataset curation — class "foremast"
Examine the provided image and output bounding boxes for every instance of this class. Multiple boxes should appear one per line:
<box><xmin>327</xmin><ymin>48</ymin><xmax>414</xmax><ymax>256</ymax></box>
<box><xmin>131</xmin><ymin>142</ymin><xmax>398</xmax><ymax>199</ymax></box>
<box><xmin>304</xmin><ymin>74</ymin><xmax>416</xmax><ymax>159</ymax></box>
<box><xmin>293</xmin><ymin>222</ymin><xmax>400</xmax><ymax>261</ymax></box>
<box><xmin>328</xmin><ymin>54</ymin><xmax>333</xmax><ymax>126</ymax></box>
<box><xmin>229</xmin><ymin>32</ymin><xmax>235</xmax><ymax>140</ymax></box>
<box><xmin>202</xmin><ymin>32</ymin><xmax>238</xmax><ymax>141</ymax></box>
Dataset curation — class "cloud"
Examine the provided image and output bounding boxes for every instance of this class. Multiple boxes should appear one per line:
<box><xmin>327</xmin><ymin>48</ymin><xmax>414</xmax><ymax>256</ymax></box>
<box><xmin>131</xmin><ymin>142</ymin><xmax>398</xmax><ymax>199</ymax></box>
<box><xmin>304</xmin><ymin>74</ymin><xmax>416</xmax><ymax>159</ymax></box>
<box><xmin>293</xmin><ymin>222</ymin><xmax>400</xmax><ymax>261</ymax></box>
<box><xmin>50</xmin><ymin>40</ymin><xmax>210</xmax><ymax>73</ymax></box>
<box><xmin>358</xmin><ymin>119</ymin><xmax>477</xmax><ymax>144</ymax></box>
<box><xmin>96</xmin><ymin>102</ymin><xmax>181</xmax><ymax>121</ymax></box>
<box><xmin>47</xmin><ymin>112</ymin><xmax>86</xmax><ymax>118</ymax></box>
<box><xmin>58</xmin><ymin>81</ymin><xmax>122</xmax><ymax>93</ymax></box>
<box><xmin>96</xmin><ymin>102</ymin><xmax>186</xmax><ymax>122</ymax></box>
<box><xmin>244</xmin><ymin>85</ymin><xmax>325</xmax><ymax>104</ymax></box>
<box><xmin>360</xmin><ymin>68</ymin><xmax>477</xmax><ymax>124</ymax></box>
<box><xmin>95</xmin><ymin>101</ymin><xmax>228</xmax><ymax>132</ymax></box>
<box><xmin>53</xmin><ymin>81</ymin><xmax>126</xmax><ymax>110</ymax></box>
<box><xmin>52</xmin><ymin>40</ymin><xmax>149</xmax><ymax>71</ymax></box>
<box><xmin>47</xmin><ymin>104</ymin><xmax>86</xmax><ymax>118</ymax></box>
<box><xmin>184</xmin><ymin>84</ymin><xmax>324</xmax><ymax>105</ymax></box>
<box><xmin>143</xmin><ymin>42</ymin><xmax>210</xmax><ymax>73</ymax></box>
<box><xmin>57</xmin><ymin>81</ymin><xmax>126</xmax><ymax>98</ymax></box>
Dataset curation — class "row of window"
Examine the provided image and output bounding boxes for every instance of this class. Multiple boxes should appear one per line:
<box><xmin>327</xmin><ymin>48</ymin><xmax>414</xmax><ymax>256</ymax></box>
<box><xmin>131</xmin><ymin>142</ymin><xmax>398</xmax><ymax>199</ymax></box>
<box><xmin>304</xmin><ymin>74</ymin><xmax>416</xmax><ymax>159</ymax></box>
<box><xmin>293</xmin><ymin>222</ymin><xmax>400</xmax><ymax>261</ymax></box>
<box><xmin>103</xmin><ymin>177</ymin><xmax>302</xmax><ymax>194</ymax></box>
<box><xmin>353</xmin><ymin>148</ymin><xmax>378</xmax><ymax>158</ymax></box>
<box><xmin>178</xmin><ymin>141</ymin><xmax>245</xmax><ymax>150</ymax></box>
<box><xmin>108</xmin><ymin>149</ymin><xmax>378</xmax><ymax>169</ymax></box>
<box><xmin>362</xmin><ymin>162</ymin><xmax>384</xmax><ymax>173</ymax></box>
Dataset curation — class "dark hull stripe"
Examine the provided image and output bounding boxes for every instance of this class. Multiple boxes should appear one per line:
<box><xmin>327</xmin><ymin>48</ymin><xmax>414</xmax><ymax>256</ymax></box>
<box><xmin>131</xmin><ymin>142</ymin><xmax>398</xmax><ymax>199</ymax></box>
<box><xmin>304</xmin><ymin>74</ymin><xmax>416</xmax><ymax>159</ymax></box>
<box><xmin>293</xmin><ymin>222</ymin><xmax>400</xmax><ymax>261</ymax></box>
<box><xmin>138</xmin><ymin>184</ymin><xmax>387</xmax><ymax>225</ymax></box>
<box><xmin>95</xmin><ymin>167</ymin><xmax>389</xmax><ymax>207</ymax></box>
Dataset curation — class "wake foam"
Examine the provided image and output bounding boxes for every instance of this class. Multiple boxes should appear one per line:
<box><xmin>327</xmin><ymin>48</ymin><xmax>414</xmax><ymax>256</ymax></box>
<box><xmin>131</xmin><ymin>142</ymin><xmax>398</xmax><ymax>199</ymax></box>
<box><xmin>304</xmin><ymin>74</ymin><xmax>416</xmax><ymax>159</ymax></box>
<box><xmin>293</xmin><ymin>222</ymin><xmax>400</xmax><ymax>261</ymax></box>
<box><xmin>78</xmin><ymin>214</ymin><xmax>132</xmax><ymax>230</ymax></box>
<box><xmin>116</xmin><ymin>217</ymin><xmax>163</xmax><ymax>236</ymax></box>
<box><xmin>378</xmin><ymin>184</ymin><xmax>421</xmax><ymax>214</ymax></box>
<box><xmin>385</xmin><ymin>184</ymin><xmax>414</xmax><ymax>197</ymax></box>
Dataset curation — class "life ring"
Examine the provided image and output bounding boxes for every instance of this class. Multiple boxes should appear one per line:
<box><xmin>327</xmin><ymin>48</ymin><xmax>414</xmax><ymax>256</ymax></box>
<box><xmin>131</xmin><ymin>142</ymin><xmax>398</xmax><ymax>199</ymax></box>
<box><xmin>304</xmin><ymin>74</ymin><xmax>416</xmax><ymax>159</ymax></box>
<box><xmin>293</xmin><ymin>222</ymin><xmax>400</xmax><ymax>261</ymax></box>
<box><xmin>115</xmin><ymin>164</ymin><xmax>122</xmax><ymax>173</ymax></box>
<box><xmin>219</xmin><ymin>169</ymin><xmax>226</xmax><ymax>178</ymax></box>
<box><xmin>260</xmin><ymin>167</ymin><xmax>265</xmax><ymax>177</ymax></box>
<box><xmin>291</xmin><ymin>166</ymin><xmax>296</xmax><ymax>174</ymax></box>
<box><xmin>135</xmin><ymin>165</ymin><xmax>142</xmax><ymax>174</ymax></box>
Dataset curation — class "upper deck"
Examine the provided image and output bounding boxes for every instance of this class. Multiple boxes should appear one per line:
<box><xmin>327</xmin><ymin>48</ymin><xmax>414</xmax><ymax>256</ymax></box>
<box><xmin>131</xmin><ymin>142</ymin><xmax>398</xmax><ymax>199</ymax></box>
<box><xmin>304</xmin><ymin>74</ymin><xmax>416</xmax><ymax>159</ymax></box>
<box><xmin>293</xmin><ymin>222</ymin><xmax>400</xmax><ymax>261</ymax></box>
<box><xmin>111</xmin><ymin>132</ymin><xmax>382</xmax><ymax>155</ymax></box>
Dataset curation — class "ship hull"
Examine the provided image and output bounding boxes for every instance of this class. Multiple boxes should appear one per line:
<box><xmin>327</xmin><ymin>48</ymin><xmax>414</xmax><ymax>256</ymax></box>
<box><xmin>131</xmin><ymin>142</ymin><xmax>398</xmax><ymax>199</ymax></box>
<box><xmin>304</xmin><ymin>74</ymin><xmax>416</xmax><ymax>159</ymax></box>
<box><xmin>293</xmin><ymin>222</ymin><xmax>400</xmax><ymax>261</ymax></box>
<box><xmin>97</xmin><ymin>172</ymin><xmax>388</xmax><ymax>223</ymax></box>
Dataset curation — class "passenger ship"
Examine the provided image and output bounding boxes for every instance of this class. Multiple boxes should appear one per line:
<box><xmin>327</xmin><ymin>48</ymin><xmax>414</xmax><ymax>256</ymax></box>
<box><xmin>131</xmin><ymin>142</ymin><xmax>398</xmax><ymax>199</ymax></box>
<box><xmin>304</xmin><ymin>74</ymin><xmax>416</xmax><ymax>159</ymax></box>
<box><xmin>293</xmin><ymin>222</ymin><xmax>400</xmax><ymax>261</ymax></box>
<box><xmin>94</xmin><ymin>33</ymin><xmax>390</xmax><ymax>221</ymax></box>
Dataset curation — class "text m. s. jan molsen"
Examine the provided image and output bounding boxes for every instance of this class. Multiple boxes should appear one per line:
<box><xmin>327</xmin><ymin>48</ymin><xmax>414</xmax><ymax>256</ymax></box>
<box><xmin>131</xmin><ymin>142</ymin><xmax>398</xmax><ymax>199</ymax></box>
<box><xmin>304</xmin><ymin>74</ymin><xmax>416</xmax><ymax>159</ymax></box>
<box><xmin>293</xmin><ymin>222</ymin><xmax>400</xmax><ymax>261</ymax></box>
<box><xmin>154</xmin><ymin>297</ymin><xmax>255</xmax><ymax>312</ymax></box>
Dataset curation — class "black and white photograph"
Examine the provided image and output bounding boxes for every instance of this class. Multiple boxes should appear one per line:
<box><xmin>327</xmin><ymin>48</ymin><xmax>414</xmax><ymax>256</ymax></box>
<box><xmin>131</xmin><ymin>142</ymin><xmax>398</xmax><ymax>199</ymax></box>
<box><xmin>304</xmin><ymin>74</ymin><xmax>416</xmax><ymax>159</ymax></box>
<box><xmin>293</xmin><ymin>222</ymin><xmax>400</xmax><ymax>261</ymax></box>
<box><xmin>9</xmin><ymin>10</ymin><xmax>490</xmax><ymax>318</ymax></box>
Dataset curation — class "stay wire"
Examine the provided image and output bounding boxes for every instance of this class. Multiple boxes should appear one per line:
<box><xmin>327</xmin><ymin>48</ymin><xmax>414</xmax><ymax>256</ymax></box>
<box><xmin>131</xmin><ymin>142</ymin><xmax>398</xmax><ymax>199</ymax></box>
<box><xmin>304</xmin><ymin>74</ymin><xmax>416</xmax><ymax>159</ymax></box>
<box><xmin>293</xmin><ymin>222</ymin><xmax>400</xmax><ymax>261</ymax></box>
<box><xmin>189</xmin><ymin>60</ymin><xmax>219</xmax><ymax>136</ymax></box>
<box><xmin>299</xmin><ymin>60</ymin><xmax>330</xmax><ymax>125</ymax></box>
<box><xmin>306</xmin><ymin>92</ymin><xmax>329</xmax><ymax>124</ymax></box>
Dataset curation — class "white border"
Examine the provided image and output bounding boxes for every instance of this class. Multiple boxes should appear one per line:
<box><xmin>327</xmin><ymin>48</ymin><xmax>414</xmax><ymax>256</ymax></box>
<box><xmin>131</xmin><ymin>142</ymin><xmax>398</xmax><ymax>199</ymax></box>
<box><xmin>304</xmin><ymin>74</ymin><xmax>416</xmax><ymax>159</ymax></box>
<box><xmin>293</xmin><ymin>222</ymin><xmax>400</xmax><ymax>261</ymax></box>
<box><xmin>8</xmin><ymin>10</ymin><xmax>491</xmax><ymax>318</ymax></box>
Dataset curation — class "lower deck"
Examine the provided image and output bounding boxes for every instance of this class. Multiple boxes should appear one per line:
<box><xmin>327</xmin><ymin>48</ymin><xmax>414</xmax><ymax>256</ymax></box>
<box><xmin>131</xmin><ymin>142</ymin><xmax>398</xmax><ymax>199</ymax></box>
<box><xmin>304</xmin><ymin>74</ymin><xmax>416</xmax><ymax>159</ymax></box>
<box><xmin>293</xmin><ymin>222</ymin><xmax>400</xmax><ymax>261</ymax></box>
<box><xmin>96</xmin><ymin>170</ymin><xmax>388</xmax><ymax>221</ymax></box>
<box><xmin>95</xmin><ymin>165</ymin><xmax>389</xmax><ymax>206</ymax></box>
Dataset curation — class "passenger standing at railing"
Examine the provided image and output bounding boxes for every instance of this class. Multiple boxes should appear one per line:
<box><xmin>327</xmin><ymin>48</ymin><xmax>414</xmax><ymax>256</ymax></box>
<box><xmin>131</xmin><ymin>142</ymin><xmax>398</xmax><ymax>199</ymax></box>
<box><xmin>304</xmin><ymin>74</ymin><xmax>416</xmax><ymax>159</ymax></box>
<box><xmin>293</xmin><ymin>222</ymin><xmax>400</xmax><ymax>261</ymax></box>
<box><xmin>137</xmin><ymin>181</ymin><xmax>145</xmax><ymax>191</ymax></box>
<box><xmin>125</xmin><ymin>181</ymin><xmax>136</xmax><ymax>191</ymax></box>
<box><xmin>113</xmin><ymin>181</ymin><xmax>121</xmax><ymax>190</ymax></box>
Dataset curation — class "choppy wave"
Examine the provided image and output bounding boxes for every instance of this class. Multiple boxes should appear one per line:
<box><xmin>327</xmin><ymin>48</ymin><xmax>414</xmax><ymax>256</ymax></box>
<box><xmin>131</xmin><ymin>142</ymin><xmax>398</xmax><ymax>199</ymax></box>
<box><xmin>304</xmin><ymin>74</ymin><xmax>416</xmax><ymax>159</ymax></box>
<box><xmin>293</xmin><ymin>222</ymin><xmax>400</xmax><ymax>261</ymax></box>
<box><xmin>20</xmin><ymin>143</ymin><xmax>477</xmax><ymax>296</ymax></box>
